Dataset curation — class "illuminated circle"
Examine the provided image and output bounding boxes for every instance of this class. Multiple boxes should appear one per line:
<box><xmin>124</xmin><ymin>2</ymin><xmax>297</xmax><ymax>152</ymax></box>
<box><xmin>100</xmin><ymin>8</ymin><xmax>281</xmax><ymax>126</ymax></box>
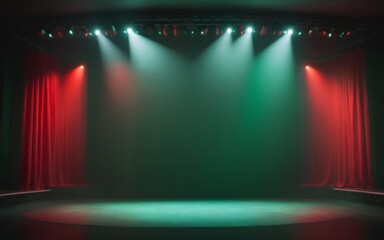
<box><xmin>24</xmin><ymin>200</ymin><xmax>353</xmax><ymax>227</ymax></box>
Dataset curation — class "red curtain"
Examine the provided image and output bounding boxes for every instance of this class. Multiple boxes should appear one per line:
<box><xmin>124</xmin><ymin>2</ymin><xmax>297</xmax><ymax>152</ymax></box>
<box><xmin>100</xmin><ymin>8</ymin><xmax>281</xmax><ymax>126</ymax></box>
<box><xmin>305</xmin><ymin>50</ymin><xmax>374</xmax><ymax>188</ymax></box>
<box><xmin>20</xmin><ymin>50</ymin><xmax>86</xmax><ymax>190</ymax></box>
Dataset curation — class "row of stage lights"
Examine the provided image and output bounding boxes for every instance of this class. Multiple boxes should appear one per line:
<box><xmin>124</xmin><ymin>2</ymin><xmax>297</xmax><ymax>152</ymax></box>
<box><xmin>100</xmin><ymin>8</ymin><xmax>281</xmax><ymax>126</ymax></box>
<box><xmin>38</xmin><ymin>24</ymin><xmax>352</xmax><ymax>40</ymax></box>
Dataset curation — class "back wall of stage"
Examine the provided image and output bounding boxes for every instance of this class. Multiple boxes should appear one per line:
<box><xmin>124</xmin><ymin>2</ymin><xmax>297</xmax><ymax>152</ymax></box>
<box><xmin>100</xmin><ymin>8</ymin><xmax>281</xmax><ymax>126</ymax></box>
<box><xmin>2</xmin><ymin>28</ymin><xmax>383</xmax><ymax>198</ymax></box>
<box><xmin>86</xmin><ymin>33</ymin><xmax>303</xmax><ymax>198</ymax></box>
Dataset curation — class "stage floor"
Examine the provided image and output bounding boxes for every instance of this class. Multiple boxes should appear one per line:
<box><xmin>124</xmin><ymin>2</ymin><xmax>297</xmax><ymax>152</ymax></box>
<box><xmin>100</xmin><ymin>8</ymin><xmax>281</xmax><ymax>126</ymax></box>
<box><xmin>2</xmin><ymin>199</ymin><xmax>384</xmax><ymax>240</ymax></box>
<box><xmin>23</xmin><ymin>200</ymin><xmax>353</xmax><ymax>227</ymax></box>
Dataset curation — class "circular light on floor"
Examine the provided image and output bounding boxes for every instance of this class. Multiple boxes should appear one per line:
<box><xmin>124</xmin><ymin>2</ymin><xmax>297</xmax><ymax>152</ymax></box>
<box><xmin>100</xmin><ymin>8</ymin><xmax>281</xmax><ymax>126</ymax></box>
<box><xmin>23</xmin><ymin>200</ymin><xmax>353</xmax><ymax>227</ymax></box>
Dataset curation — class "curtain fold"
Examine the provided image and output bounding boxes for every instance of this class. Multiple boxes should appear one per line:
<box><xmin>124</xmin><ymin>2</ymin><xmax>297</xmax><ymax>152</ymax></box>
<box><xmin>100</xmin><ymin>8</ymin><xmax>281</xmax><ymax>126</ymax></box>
<box><xmin>305</xmin><ymin>50</ymin><xmax>373</xmax><ymax>188</ymax></box>
<box><xmin>20</xmin><ymin>50</ymin><xmax>86</xmax><ymax>190</ymax></box>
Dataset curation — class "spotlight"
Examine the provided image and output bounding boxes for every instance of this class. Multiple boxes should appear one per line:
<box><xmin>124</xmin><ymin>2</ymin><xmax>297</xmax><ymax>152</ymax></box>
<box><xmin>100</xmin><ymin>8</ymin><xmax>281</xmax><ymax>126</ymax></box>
<box><xmin>80</xmin><ymin>65</ymin><xmax>84</xmax><ymax>69</ymax></box>
<box><xmin>127</xmin><ymin>28</ymin><xmax>133</xmax><ymax>34</ymax></box>
<box><xmin>105</xmin><ymin>25</ymin><xmax>117</xmax><ymax>37</ymax></box>
<box><xmin>288</xmin><ymin>29</ymin><xmax>293</xmax><ymax>35</ymax></box>
<box><xmin>173</xmin><ymin>25</ymin><xmax>178</xmax><ymax>37</ymax></box>
<box><xmin>239</xmin><ymin>26</ymin><xmax>245</xmax><ymax>35</ymax></box>
<box><xmin>154</xmin><ymin>24</ymin><xmax>162</xmax><ymax>35</ymax></box>
<box><xmin>48</xmin><ymin>33</ymin><xmax>53</xmax><ymax>38</ymax></box>
<box><xmin>259</xmin><ymin>25</ymin><xmax>268</xmax><ymax>36</ymax></box>
<box><xmin>95</xmin><ymin>30</ymin><xmax>101</xmax><ymax>35</ymax></box>
<box><xmin>53</xmin><ymin>28</ymin><xmax>65</xmax><ymax>39</ymax></box>
<box><xmin>215</xmin><ymin>26</ymin><xmax>222</xmax><ymax>36</ymax></box>
<box><xmin>226</xmin><ymin>28</ymin><xmax>233</xmax><ymax>34</ymax></box>
<box><xmin>247</xmin><ymin>27</ymin><xmax>253</xmax><ymax>33</ymax></box>
<box><xmin>305</xmin><ymin>65</ymin><xmax>310</xmax><ymax>70</ymax></box>
<box><xmin>321</xmin><ymin>30</ymin><xmax>327</xmax><ymax>37</ymax></box>
<box><xmin>84</xmin><ymin>31</ymin><xmax>90</xmax><ymax>38</ymax></box>
<box><xmin>328</xmin><ymin>33</ymin><xmax>332</xmax><ymax>38</ymax></box>
<box><xmin>161</xmin><ymin>26</ymin><xmax>169</xmax><ymax>36</ymax></box>
<box><xmin>38</xmin><ymin>29</ymin><xmax>47</xmax><ymax>39</ymax></box>
<box><xmin>69</xmin><ymin>29</ymin><xmax>73</xmax><ymax>35</ymax></box>
<box><xmin>202</xmin><ymin>26</ymin><xmax>209</xmax><ymax>36</ymax></box>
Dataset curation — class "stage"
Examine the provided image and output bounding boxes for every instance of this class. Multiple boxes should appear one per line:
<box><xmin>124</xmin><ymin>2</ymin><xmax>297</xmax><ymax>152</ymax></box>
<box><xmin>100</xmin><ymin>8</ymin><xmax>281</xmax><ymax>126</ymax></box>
<box><xmin>0</xmin><ymin>196</ymin><xmax>383</xmax><ymax>240</ymax></box>
<box><xmin>23</xmin><ymin>200</ymin><xmax>353</xmax><ymax>227</ymax></box>
<box><xmin>1</xmin><ymin>1</ymin><xmax>384</xmax><ymax>240</ymax></box>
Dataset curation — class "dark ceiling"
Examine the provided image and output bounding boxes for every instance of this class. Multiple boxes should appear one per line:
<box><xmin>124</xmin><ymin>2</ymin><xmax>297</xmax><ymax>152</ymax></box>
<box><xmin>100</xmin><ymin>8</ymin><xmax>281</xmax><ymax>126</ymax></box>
<box><xmin>1</xmin><ymin>0</ymin><xmax>384</xmax><ymax>19</ymax></box>
<box><xmin>0</xmin><ymin>1</ymin><xmax>382</xmax><ymax>69</ymax></box>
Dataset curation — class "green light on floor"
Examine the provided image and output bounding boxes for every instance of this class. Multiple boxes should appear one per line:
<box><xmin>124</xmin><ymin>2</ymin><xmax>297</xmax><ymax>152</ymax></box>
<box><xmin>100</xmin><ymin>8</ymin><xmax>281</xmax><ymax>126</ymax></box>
<box><xmin>24</xmin><ymin>200</ymin><xmax>353</xmax><ymax>227</ymax></box>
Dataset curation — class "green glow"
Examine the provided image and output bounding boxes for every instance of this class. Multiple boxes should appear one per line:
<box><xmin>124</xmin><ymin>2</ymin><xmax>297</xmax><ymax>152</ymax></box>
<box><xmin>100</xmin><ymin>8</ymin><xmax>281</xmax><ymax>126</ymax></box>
<box><xmin>194</xmin><ymin>33</ymin><xmax>249</xmax><ymax>97</ymax></box>
<box><xmin>230</xmin><ymin>32</ymin><xmax>254</xmax><ymax>83</ymax></box>
<box><xmin>239</xmin><ymin>34</ymin><xmax>298</xmax><ymax>178</ymax></box>
<box><xmin>128</xmin><ymin>32</ymin><xmax>187</xmax><ymax>88</ymax></box>
<box><xmin>249</xmin><ymin>34</ymin><xmax>295</xmax><ymax>103</ymax></box>
<box><xmin>24</xmin><ymin>200</ymin><xmax>353</xmax><ymax>227</ymax></box>
<box><xmin>93</xmin><ymin>26</ymin><xmax>302</xmax><ymax>195</ymax></box>
<box><xmin>195</xmin><ymin>34</ymin><xmax>232</xmax><ymax>85</ymax></box>
<box><xmin>96</xmin><ymin>33</ymin><xmax>135</xmax><ymax>108</ymax></box>
<box><xmin>96</xmin><ymin>34</ymin><xmax>128</xmax><ymax>64</ymax></box>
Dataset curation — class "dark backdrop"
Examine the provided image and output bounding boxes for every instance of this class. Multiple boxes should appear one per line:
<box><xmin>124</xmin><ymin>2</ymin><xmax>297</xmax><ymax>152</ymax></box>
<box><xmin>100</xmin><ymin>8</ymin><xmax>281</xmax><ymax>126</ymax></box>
<box><xmin>2</xmin><ymin>32</ymin><xmax>383</xmax><ymax>196</ymax></box>
<box><xmin>366</xmin><ymin>45</ymin><xmax>384</xmax><ymax>189</ymax></box>
<box><xmin>0</xmin><ymin>36</ymin><xmax>24</xmax><ymax>190</ymax></box>
<box><xmin>86</xmin><ymin>34</ymin><xmax>304</xmax><ymax>198</ymax></box>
